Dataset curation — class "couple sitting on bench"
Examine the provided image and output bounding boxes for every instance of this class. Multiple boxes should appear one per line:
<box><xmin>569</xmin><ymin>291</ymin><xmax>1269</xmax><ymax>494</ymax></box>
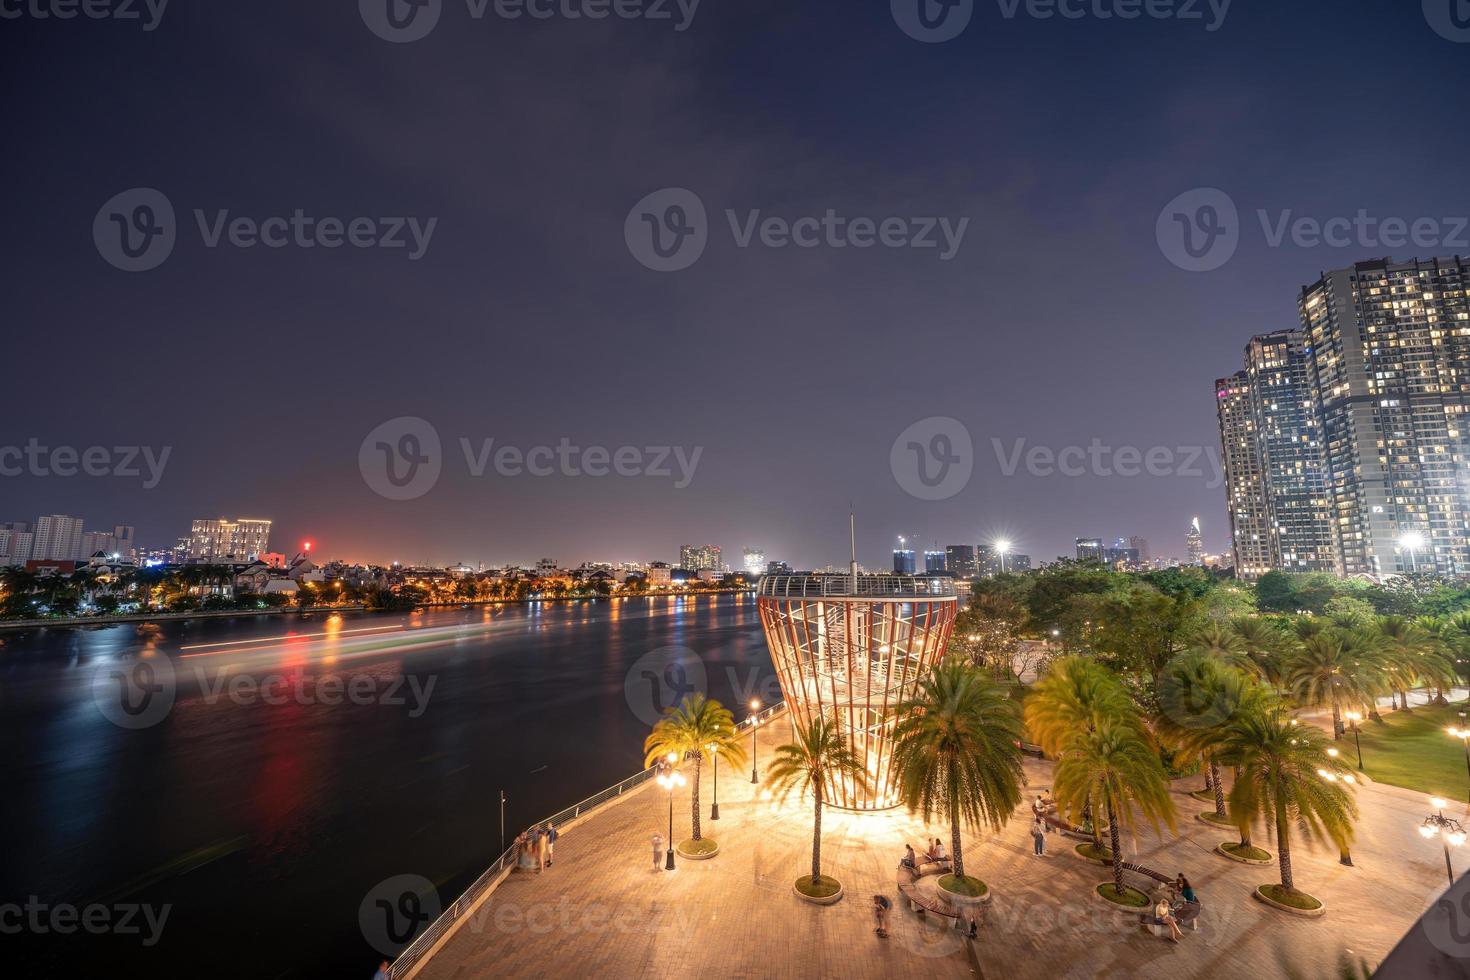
<box><xmin>900</xmin><ymin>840</ymin><xmax>952</xmax><ymax>876</ymax></box>
<box><xmin>1145</xmin><ymin>875</ymin><xmax>1201</xmax><ymax>942</ymax></box>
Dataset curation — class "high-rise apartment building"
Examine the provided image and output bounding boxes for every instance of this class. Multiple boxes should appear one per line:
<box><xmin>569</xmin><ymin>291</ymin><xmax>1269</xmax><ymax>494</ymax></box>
<box><xmin>923</xmin><ymin>550</ymin><xmax>946</xmax><ymax>573</ymax></box>
<box><xmin>31</xmin><ymin>514</ymin><xmax>85</xmax><ymax>562</ymax></box>
<box><xmin>188</xmin><ymin>518</ymin><xmax>272</xmax><ymax>561</ymax></box>
<box><xmin>679</xmin><ymin>544</ymin><xmax>724</xmax><ymax>572</ymax></box>
<box><xmin>1075</xmin><ymin>537</ymin><xmax>1104</xmax><ymax>563</ymax></box>
<box><xmin>742</xmin><ymin>548</ymin><xmax>766</xmax><ymax>576</ymax></box>
<box><xmin>944</xmin><ymin>544</ymin><xmax>977</xmax><ymax>579</ymax></box>
<box><xmin>1299</xmin><ymin>258</ymin><xmax>1470</xmax><ymax>576</ymax></box>
<box><xmin>891</xmin><ymin>548</ymin><xmax>916</xmax><ymax>575</ymax></box>
<box><xmin>1186</xmin><ymin>518</ymin><xmax>1203</xmax><ymax>566</ymax></box>
<box><xmin>1217</xmin><ymin>371</ymin><xmax>1275</xmax><ymax>579</ymax></box>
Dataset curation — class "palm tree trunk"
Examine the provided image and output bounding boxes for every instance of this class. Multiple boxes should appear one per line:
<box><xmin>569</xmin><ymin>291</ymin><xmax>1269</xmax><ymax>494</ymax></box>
<box><xmin>1233</xmin><ymin>767</ymin><xmax>1253</xmax><ymax>848</ymax></box>
<box><xmin>811</xmin><ymin>788</ymin><xmax>823</xmax><ymax>885</ymax></box>
<box><xmin>691</xmin><ymin>756</ymin><xmax>702</xmax><ymax>842</ymax></box>
<box><xmin>1107</xmin><ymin>794</ymin><xmax>1124</xmax><ymax>897</ymax></box>
<box><xmin>1332</xmin><ymin>704</ymin><xmax>1343</xmax><ymax>739</ymax></box>
<box><xmin>1084</xmin><ymin>792</ymin><xmax>1100</xmax><ymax>849</ymax></box>
<box><xmin>1276</xmin><ymin>801</ymin><xmax>1294</xmax><ymax>892</ymax></box>
<box><xmin>1203</xmin><ymin>766</ymin><xmax>1213</xmax><ymax>793</ymax></box>
<box><xmin>1210</xmin><ymin>758</ymin><xmax>1226</xmax><ymax>819</ymax></box>
<box><xmin>1399</xmin><ymin>688</ymin><xmax>1414</xmax><ymax>712</ymax></box>
<box><xmin>950</xmin><ymin>799</ymin><xmax>965</xmax><ymax>881</ymax></box>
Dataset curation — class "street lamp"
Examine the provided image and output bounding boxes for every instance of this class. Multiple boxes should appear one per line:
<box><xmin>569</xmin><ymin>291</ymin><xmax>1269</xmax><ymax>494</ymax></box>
<box><xmin>1420</xmin><ymin>798</ymin><xmax>1467</xmax><ymax>887</ymax></box>
<box><xmin>1446</xmin><ymin>716</ymin><xmax>1470</xmax><ymax>803</ymax></box>
<box><xmin>1400</xmin><ymin>531</ymin><xmax>1426</xmax><ymax>574</ymax></box>
<box><xmin>995</xmin><ymin>539</ymin><xmax>1012</xmax><ymax>575</ymax></box>
<box><xmin>748</xmin><ymin>698</ymin><xmax>761</xmax><ymax>783</ymax></box>
<box><xmin>656</xmin><ymin>752</ymin><xmax>686</xmax><ymax>871</ymax></box>
<box><xmin>707</xmin><ymin>742</ymin><xmax>720</xmax><ymax>821</ymax></box>
<box><xmin>1343</xmin><ymin>710</ymin><xmax>1365</xmax><ymax>770</ymax></box>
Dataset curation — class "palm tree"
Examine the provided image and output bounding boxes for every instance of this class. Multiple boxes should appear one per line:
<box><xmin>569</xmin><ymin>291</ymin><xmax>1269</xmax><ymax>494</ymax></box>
<box><xmin>890</xmin><ymin>661</ymin><xmax>1025</xmax><ymax>888</ymax></box>
<box><xmin>1287</xmin><ymin>632</ymin><xmax>1383</xmax><ymax>738</ymax></box>
<box><xmin>766</xmin><ymin>714</ymin><xmax>868</xmax><ymax>887</ymax></box>
<box><xmin>1232</xmin><ymin>616</ymin><xmax>1291</xmax><ymax>692</ymax></box>
<box><xmin>1157</xmin><ymin>654</ymin><xmax>1267</xmax><ymax>822</ymax></box>
<box><xmin>1216</xmin><ymin>707</ymin><xmax>1358</xmax><ymax>900</ymax></box>
<box><xmin>1052</xmin><ymin>718</ymin><xmax>1177</xmax><ymax>899</ymax></box>
<box><xmin>1188</xmin><ymin>622</ymin><xmax>1258</xmax><ymax>677</ymax></box>
<box><xmin>1025</xmin><ymin>657</ymin><xmax>1141</xmax><ymax>843</ymax></box>
<box><xmin>642</xmin><ymin>694</ymin><xmax>745</xmax><ymax>844</ymax></box>
<box><xmin>1414</xmin><ymin>616</ymin><xmax>1463</xmax><ymax>707</ymax></box>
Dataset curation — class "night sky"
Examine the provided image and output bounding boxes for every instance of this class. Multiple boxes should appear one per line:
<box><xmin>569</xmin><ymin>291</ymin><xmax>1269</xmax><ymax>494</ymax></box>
<box><xmin>3</xmin><ymin>1</ymin><xmax>1467</xmax><ymax>569</ymax></box>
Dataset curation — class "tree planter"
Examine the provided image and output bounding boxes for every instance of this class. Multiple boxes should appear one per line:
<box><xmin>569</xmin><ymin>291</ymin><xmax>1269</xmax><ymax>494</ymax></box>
<box><xmin>1196</xmin><ymin>811</ymin><xmax>1233</xmax><ymax>827</ymax></box>
<box><xmin>1215</xmin><ymin>842</ymin><xmax>1273</xmax><ymax>866</ymax></box>
<box><xmin>1072</xmin><ymin>842</ymin><xmax>1114</xmax><ymax>864</ymax></box>
<box><xmin>937</xmin><ymin>875</ymin><xmax>990</xmax><ymax>906</ymax></box>
<box><xmin>793</xmin><ymin>876</ymin><xmax>843</xmax><ymax>905</ymax></box>
<box><xmin>1093</xmin><ymin>882</ymin><xmax>1151</xmax><ymax>913</ymax></box>
<box><xmin>676</xmin><ymin>839</ymin><xmax>719</xmax><ymax>860</ymax></box>
<box><xmin>1252</xmin><ymin>884</ymin><xmax>1325</xmax><ymax>917</ymax></box>
<box><xmin>1189</xmin><ymin>790</ymin><xmax>1215</xmax><ymax>802</ymax></box>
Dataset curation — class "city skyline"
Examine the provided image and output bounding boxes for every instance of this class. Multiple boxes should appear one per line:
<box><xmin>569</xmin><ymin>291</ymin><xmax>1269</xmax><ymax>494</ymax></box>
<box><xmin>7</xmin><ymin>5</ymin><xmax>1466</xmax><ymax>571</ymax></box>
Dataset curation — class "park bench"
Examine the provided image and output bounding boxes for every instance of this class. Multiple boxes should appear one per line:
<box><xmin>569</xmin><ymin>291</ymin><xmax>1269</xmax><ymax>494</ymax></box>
<box><xmin>895</xmin><ymin>866</ymin><xmax>970</xmax><ymax>932</ymax></box>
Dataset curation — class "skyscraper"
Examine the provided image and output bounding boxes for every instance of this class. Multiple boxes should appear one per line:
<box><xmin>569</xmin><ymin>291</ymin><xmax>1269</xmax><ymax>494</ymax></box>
<box><xmin>944</xmin><ymin>544</ymin><xmax>977</xmax><ymax>579</ymax></box>
<box><xmin>923</xmin><ymin>550</ymin><xmax>946</xmax><ymax>573</ymax></box>
<box><xmin>891</xmin><ymin>548</ymin><xmax>916</xmax><ymax>575</ymax></box>
<box><xmin>1216</xmin><ymin>371</ymin><xmax>1274</xmax><ymax>579</ymax></box>
<box><xmin>1300</xmin><ymin>258</ymin><xmax>1470</xmax><ymax>577</ymax></box>
<box><xmin>742</xmin><ymin>547</ymin><xmax>766</xmax><ymax>576</ymax></box>
<box><xmin>31</xmin><ymin>514</ymin><xmax>84</xmax><ymax>562</ymax></box>
<box><xmin>1186</xmin><ymin>518</ymin><xmax>1203</xmax><ymax>566</ymax></box>
<box><xmin>679</xmin><ymin>544</ymin><xmax>724</xmax><ymax>572</ymax></box>
<box><xmin>1075</xmin><ymin>537</ymin><xmax>1104</xmax><ymax>563</ymax></box>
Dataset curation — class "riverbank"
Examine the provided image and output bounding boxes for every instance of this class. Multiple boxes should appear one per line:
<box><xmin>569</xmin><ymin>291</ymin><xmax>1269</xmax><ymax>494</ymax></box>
<box><xmin>0</xmin><ymin>589</ymin><xmax>754</xmax><ymax>632</ymax></box>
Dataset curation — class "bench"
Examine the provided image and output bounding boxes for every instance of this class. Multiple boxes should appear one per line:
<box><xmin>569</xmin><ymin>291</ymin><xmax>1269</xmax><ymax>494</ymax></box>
<box><xmin>1139</xmin><ymin>901</ymin><xmax>1202</xmax><ymax>937</ymax></box>
<box><xmin>895</xmin><ymin>866</ymin><xmax>971</xmax><ymax>932</ymax></box>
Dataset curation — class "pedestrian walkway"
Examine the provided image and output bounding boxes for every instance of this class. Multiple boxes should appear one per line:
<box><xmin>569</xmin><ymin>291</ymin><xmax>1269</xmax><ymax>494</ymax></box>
<box><xmin>413</xmin><ymin>718</ymin><xmax>1461</xmax><ymax>979</ymax></box>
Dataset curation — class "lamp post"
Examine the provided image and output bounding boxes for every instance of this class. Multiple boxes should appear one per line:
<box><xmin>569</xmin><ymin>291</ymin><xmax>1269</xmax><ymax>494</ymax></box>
<box><xmin>749</xmin><ymin>698</ymin><xmax>761</xmax><ymax>784</ymax></box>
<box><xmin>1447</xmin><ymin>716</ymin><xmax>1470</xmax><ymax>803</ymax></box>
<box><xmin>1343</xmin><ymin>710</ymin><xmax>1365</xmax><ymax>770</ymax></box>
<box><xmin>656</xmin><ymin>752</ymin><xmax>686</xmax><ymax>871</ymax></box>
<box><xmin>1400</xmin><ymin>530</ymin><xmax>1426</xmax><ymax>575</ymax></box>
<box><xmin>995</xmin><ymin>539</ymin><xmax>1012</xmax><ymax>575</ymax></box>
<box><xmin>1419</xmin><ymin>798</ymin><xmax>1467</xmax><ymax>888</ymax></box>
<box><xmin>707</xmin><ymin>742</ymin><xmax>720</xmax><ymax>821</ymax></box>
<box><xmin>499</xmin><ymin>789</ymin><xmax>507</xmax><ymax>853</ymax></box>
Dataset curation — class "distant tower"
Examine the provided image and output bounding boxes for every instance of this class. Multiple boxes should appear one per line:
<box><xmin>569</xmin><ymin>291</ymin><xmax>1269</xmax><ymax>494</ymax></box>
<box><xmin>757</xmin><ymin>521</ymin><xmax>958</xmax><ymax>811</ymax></box>
<box><xmin>892</xmin><ymin>535</ymin><xmax>916</xmax><ymax>575</ymax></box>
<box><xmin>1187</xmin><ymin>517</ymin><xmax>1204</xmax><ymax>566</ymax></box>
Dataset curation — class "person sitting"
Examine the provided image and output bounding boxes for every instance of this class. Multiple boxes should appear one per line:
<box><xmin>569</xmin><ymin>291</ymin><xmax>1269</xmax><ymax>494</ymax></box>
<box><xmin>1154</xmin><ymin>898</ymin><xmax>1184</xmax><ymax>942</ymax></box>
<box><xmin>1175</xmin><ymin>874</ymin><xmax>1197</xmax><ymax>904</ymax></box>
<box><xmin>900</xmin><ymin>844</ymin><xmax>917</xmax><ymax>871</ymax></box>
<box><xmin>930</xmin><ymin>838</ymin><xmax>948</xmax><ymax>865</ymax></box>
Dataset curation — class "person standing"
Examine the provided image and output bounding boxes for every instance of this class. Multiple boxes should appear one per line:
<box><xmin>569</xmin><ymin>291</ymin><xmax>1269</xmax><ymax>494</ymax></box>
<box><xmin>373</xmin><ymin>959</ymin><xmax>391</xmax><ymax>980</ymax></box>
<box><xmin>545</xmin><ymin>824</ymin><xmax>559</xmax><ymax>867</ymax></box>
<box><xmin>1031</xmin><ymin>817</ymin><xmax>1047</xmax><ymax>856</ymax></box>
<box><xmin>872</xmin><ymin>894</ymin><xmax>891</xmax><ymax>938</ymax></box>
<box><xmin>536</xmin><ymin>825</ymin><xmax>550</xmax><ymax>872</ymax></box>
<box><xmin>651</xmin><ymin>833</ymin><xmax>664</xmax><ymax>872</ymax></box>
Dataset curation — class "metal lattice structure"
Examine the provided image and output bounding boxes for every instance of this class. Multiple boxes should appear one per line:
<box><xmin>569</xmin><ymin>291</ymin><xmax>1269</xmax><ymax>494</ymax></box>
<box><xmin>757</xmin><ymin>573</ymin><xmax>958</xmax><ymax>811</ymax></box>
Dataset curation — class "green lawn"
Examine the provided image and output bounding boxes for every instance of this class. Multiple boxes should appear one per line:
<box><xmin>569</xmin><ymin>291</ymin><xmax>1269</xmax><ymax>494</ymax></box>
<box><xmin>1350</xmin><ymin>701</ymin><xmax>1470</xmax><ymax>800</ymax></box>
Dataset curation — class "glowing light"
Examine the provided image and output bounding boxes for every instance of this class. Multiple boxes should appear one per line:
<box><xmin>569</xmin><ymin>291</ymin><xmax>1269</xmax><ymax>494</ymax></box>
<box><xmin>1432</xmin><ymin>798</ymin><xmax>1448</xmax><ymax>810</ymax></box>
<box><xmin>1400</xmin><ymin>531</ymin><xmax>1427</xmax><ymax>551</ymax></box>
<box><xmin>1451</xmin><ymin>832</ymin><xmax>1468</xmax><ymax>848</ymax></box>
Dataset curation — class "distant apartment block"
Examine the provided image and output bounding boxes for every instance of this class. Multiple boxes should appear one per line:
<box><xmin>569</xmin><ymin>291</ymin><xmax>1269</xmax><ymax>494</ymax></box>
<box><xmin>188</xmin><ymin>518</ymin><xmax>272</xmax><ymax>561</ymax></box>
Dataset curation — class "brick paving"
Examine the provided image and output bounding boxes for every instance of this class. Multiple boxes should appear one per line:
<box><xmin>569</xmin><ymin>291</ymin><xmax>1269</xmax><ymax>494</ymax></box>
<box><xmin>414</xmin><ymin>716</ymin><xmax>1461</xmax><ymax>979</ymax></box>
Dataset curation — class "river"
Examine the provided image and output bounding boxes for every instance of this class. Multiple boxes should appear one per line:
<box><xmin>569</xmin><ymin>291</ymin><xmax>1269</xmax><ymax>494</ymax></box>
<box><xmin>1</xmin><ymin>594</ymin><xmax>775</xmax><ymax>977</ymax></box>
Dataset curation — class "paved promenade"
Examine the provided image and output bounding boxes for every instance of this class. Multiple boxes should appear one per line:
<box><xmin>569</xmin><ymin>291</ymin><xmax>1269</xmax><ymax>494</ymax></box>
<box><xmin>415</xmin><ymin>717</ymin><xmax>1461</xmax><ymax>979</ymax></box>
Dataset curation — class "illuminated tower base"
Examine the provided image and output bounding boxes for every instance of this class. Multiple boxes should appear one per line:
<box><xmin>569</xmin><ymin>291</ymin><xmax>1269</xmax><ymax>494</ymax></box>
<box><xmin>756</xmin><ymin>573</ymin><xmax>957</xmax><ymax>811</ymax></box>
